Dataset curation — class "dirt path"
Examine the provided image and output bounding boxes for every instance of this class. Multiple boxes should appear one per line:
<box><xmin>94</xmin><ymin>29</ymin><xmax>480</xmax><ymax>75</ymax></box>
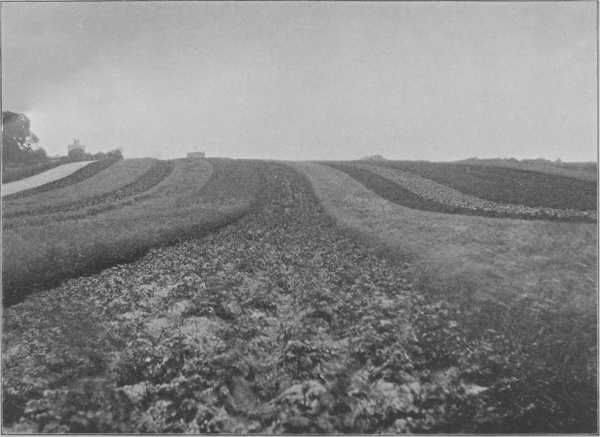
<box><xmin>1</xmin><ymin>161</ymin><xmax>94</xmax><ymax>197</ymax></box>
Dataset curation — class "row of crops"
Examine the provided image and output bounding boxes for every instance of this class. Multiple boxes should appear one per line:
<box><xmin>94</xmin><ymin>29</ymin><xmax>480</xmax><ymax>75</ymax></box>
<box><xmin>324</xmin><ymin>161</ymin><xmax>596</xmax><ymax>222</ymax></box>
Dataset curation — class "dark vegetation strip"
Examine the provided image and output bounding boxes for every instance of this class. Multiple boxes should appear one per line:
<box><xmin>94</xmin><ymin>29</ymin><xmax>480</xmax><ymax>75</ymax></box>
<box><xmin>3</xmin><ymin>160</ymin><xmax>175</xmax><ymax>218</ymax></box>
<box><xmin>326</xmin><ymin>163</ymin><xmax>596</xmax><ymax>223</ymax></box>
<box><xmin>4</xmin><ymin>158</ymin><xmax>121</xmax><ymax>201</ymax></box>
<box><xmin>2</xmin><ymin>159</ymin><xmax>261</xmax><ymax>307</ymax></box>
<box><xmin>367</xmin><ymin>160</ymin><xmax>597</xmax><ymax>211</ymax></box>
<box><xmin>2</xmin><ymin>161</ymin><xmax>62</xmax><ymax>184</ymax></box>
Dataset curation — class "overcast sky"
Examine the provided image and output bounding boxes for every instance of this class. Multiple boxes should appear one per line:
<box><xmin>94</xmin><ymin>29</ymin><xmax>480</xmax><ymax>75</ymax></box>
<box><xmin>2</xmin><ymin>2</ymin><xmax>597</xmax><ymax>161</ymax></box>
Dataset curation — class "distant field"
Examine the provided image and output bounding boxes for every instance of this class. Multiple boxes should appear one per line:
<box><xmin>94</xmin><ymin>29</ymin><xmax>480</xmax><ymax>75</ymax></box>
<box><xmin>325</xmin><ymin>162</ymin><xmax>595</xmax><ymax>222</ymax></box>
<box><xmin>363</xmin><ymin>160</ymin><xmax>596</xmax><ymax>211</ymax></box>
<box><xmin>3</xmin><ymin>158</ymin><xmax>156</xmax><ymax>217</ymax></box>
<box><xmin>2</xmin><ymin>158</ymin><xmax>260</xmax><ymax>305</ymax></box>
<box><xmin>2</xmin><ymin>161</ymin><xmax>94</xmax><ymax>197</ymax></box>
<box><xmin>457</xmin><ymin>159</ymin><xmax>597</xmax><ymax>181</ymax></box>
<box><xmin>291</xmin><ymin>161</ymin><xmax>597</xmax><ymax>431</ymax></box>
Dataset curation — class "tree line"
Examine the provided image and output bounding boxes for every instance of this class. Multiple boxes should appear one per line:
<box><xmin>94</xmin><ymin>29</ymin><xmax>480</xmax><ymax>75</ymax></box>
<box><xmin>2</xmin><ymin>111</ymin><xmax>122</xmax><ymax>171</ymax></box>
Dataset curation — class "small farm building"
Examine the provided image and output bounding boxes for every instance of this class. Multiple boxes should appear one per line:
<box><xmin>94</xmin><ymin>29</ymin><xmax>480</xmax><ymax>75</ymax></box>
<box><xmin>187</xmin><ymin>151</ymin><xmax>205</xmax><ymax>159</ymax></box>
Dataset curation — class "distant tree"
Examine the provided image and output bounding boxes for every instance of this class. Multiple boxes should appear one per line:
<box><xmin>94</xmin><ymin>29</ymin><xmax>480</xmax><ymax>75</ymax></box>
<box><xmin>93</xmin><ymin>152</ymin><xmax>107</xmax><ymax>160</ymax></box>
<box><xmin>25</xmin><ymin>147</ymin><xmax>48</xmax><ymax>165</ymax></box>
<box><xmin>361</xmin><ymin>154</ymin><xmax>387</xmax><ymax>161</ymax></box>
<box><xmin>106</xmin><ymin>148</ymin><xmax>123</xmax><ymax>160</ymax></box>
<box><xmin>2</xmin><ymin>111</ymin><xmax>41</xmax><ymax>170</ymax></box>
<box><xmin>68</xmin><ymin>148</ymin><xmax>87</xmax><ymax>162</ymax></box>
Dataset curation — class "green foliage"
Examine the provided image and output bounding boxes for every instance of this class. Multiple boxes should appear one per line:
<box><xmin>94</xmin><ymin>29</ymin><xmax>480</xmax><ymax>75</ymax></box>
<box><xmin>2</xmin><ymin>111</ymin><xmax>43</xmax><ymax>169</ymax></box>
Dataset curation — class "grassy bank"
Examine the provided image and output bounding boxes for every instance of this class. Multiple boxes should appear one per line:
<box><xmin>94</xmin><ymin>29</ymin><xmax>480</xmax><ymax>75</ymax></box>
<box><xmin>291</xmin><ymin>161</ymin><xmax>597</xmax><ymax>431</ymax></box>
<box><xmin>2</xmin><ymin>158</ymin><xmax>261</xmax><ymax>306</ymax></box>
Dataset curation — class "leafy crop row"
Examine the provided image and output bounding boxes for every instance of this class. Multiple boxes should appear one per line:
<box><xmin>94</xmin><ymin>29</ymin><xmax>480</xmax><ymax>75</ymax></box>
<box><xmin>326</xmin><ymin>163</ymin><xmax>595</xmax><ymax>222</ymax></box>
<box><xmin>368</xmin><ymin>160</ymin><xmax>597</xmax><ymax>211</ymax></box>
<box><xmin>352</xmin><ymin>163</ymin><xmax>596</xmax><ymax>221</ymax></box>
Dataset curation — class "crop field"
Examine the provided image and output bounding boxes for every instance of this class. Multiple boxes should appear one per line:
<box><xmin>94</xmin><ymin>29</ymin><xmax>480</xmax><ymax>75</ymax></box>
<box><xmin>2</xmin><ymin>158</ymin><xmax>597</xmax><ymax>433</ymax></box>
<box><xmin>325</xmin><ymin>161</ymin><xmax>596</xmax><ymax>222</ymax></box>
<box><xmin>455</xmin><ymin>158</ymin><xmax>598</xmax><ymax>182</ymax></box>
<box><xmin>352</xmin><ymin>160</ymin><xmax>597</xmax><ymax>211</ymax></box>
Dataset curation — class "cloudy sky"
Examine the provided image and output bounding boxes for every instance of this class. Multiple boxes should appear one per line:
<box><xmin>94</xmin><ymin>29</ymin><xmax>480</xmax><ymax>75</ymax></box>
<box><xmin>2</xmin><ymin>2</ymin><xmax>597</xmax><ymax>161</ymax></box>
